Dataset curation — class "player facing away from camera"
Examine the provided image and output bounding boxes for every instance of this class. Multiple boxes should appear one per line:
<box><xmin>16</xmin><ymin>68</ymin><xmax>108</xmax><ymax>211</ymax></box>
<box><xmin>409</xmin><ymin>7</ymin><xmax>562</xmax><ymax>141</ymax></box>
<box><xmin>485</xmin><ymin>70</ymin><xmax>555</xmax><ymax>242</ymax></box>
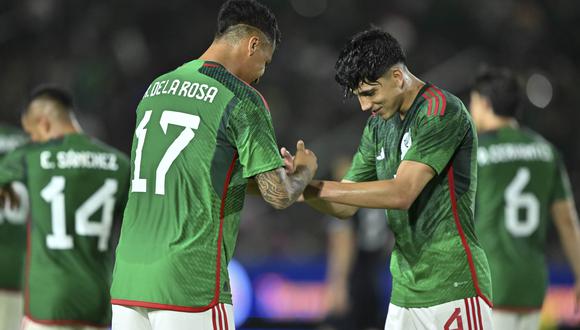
<box><xmin>110</xmin><ymin>0</ymin><xmax>317</xmax><ymax>329</ymax></box>
<box><xmin>0</xmin><ymin>124</ymin><xmax>29</xmax><ymax>330</ymax></box>
<box><xmin>287</xmin><ymin>28</ymin><xmax>493</xmax><ymax>329</ymax></box>
<box><xmin>470</xmin><ymin>68</ymin><xmax>580</xmax><ymax>330</ymax></box>
<box><xmin>0</xmin><ymin>87</ymin><xmax>130</xmax><ymax>330</ymax></box>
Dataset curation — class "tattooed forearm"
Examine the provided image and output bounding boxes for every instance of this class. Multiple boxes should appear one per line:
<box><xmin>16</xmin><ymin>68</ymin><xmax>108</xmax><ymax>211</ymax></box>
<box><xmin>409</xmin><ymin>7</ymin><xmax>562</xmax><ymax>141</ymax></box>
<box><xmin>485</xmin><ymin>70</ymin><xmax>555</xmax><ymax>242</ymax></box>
<box><xmin>255</xmin><ymin>166</ymin><xmax>313</xmax><ymax>209</ymax></box>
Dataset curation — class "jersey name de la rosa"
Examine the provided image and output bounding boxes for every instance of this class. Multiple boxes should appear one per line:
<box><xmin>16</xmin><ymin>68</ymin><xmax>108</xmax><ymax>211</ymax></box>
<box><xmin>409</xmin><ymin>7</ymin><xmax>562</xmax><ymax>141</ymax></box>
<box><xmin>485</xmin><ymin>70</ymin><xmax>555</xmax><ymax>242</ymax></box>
<box><xmin>475</xmin><ymin>126</ymin><xmax>572</xmax><ymax>309</ymax></box>
<box><xmin>0</xmin><ymin>133</ymin><xmax>130</xmax><ymax>325</ymax></box>
<box><xmin>344</xmin><ymin>83</ymin><xmax>492</xmax><ymax>308</ymax></box>
<box><xmin>110</xmin><ymin>60</ymin><xmax>284</xmax><ymax>311</ymax></box>
<box><xmin>0</xmin><ymin>124</ymin><xmax>29</xmax><ymax>290</ymax></box>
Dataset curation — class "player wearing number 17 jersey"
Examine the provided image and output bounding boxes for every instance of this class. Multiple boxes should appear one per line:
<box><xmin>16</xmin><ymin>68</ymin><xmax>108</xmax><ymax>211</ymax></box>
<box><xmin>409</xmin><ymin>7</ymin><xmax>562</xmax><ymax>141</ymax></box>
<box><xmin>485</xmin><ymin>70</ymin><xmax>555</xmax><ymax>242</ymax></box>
<box><xmin>110</xmin><ymin>1</ymin><xmax>317</xmax><ymax>329</ymax></box>
<box><xmin>470</xmin><ymin>68</ymin><xmax>580</xmax><ymax>330</ymax></box>
<box><xmin>0</xmin><ymin>87</ymin><xmax>130</xmax><ymax>329</ymax></box>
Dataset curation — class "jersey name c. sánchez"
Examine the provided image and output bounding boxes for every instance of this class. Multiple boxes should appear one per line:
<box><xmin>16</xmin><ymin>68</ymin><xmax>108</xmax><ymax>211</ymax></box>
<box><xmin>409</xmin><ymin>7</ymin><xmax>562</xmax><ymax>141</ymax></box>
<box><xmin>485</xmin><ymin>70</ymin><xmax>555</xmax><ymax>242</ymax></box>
<box><xmin>0</xmin><ymin>133</ymin><xmax>130</xmax><ymax>326</ymax></box>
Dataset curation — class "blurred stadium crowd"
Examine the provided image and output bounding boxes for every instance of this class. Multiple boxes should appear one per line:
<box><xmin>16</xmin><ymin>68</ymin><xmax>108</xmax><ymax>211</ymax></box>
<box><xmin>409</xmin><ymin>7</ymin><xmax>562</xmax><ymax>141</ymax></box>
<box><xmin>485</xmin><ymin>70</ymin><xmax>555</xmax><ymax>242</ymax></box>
<box><xmin>0</xmin><ymin>0</ymin><xmax>579</xmax><ymax>327</ymax></box>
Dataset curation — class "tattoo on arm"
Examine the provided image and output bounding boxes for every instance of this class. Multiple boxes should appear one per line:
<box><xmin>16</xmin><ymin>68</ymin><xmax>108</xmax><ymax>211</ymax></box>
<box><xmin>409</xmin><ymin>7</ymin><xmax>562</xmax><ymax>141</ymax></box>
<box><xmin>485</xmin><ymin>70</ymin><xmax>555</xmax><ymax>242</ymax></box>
<box><xmin>255</xmin><ymin>167</ymin><xmax>313</xmax><ymax>209</ymax></box>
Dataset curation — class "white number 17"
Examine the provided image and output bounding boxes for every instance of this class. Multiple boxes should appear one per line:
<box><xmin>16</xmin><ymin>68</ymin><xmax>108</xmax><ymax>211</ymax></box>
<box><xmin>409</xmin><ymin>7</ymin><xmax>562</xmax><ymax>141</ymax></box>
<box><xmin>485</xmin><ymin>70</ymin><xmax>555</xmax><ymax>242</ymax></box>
<box><xmin>131</xmin><ymin>110</ymin><xmax>200</xmax><ymax>195</ymax></box>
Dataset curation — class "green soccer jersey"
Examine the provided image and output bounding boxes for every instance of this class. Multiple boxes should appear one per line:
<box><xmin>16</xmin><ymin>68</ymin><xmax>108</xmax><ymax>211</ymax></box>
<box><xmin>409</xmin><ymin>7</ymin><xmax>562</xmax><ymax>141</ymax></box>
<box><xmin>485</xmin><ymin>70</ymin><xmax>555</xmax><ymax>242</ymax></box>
<box><xmin>344</xmin><ymin>84</ymin><xmax>492</xmax><ymax>308</ymax></box>
<box><xmin>0</xmin><ymin>124</ymin><xmax>29</xmax><ymax>291</ymax></box>
<box><xmin>475</xmin><ymin>126</ymin><xmax>571</xmax><ymax>309</ymax></box>
<box><xmin>110</xmin><ymin>60</ymin><xmax>284</xmax><ymax>311</ymax></box>
<box><xmin>0</xmin><ymin>133</ymin><xmax>130</xmax><ymax>325</ymax></box>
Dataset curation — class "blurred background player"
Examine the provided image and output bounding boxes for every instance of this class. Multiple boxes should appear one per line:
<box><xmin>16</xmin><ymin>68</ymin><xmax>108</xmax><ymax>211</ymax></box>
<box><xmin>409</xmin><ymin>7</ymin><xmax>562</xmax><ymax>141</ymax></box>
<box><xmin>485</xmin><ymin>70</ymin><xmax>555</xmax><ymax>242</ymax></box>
<box><xmin>0</xmin><ymin>124</ymin><xmax>29</xmax><ymax>330</ymax></box>
<box><xmin>0</xmin><ymin>86</ymin><xmax>130</xmax><ymax>330</ymax></box>
<box><xmin>110</xmin><ymin>0</ymin><xmax>317</xmax><ymax>329</ymax></box>
<box><xmin>470</xmin><ymin>67</ymin><xmax>580</xmax><ymax>330</ymax></box>
<box><xmin>295</xmin><ymin>27</ymin><xmax>492</xmax><ymax>329</ymax></box>
<box><xmin>320</xmin><ymin>156</ymin><xmax>392</xmax><ymax>330</ymax></box>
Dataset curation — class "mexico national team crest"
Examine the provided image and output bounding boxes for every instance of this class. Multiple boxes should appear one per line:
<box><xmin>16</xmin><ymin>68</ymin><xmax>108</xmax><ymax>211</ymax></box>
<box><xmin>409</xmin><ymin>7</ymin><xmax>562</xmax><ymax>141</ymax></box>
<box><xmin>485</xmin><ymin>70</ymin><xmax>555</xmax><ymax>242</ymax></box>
<box><xmin>400</xmin><ymin>129</ymin><xmax>412</xmax><ymax>160</ymax></box>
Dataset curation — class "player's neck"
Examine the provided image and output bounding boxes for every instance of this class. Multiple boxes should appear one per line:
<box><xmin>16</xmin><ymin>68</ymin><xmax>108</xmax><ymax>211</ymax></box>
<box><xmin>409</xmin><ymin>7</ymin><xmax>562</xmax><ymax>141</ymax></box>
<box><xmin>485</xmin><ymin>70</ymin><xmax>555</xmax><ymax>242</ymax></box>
<box><xmin>399</xmin><ymin>75</ymin><xmax>425</xmax><ymax>120</ymax></box>
<box><xmin>199</xmin><ymin>41</ymin><xmax>243</xmax><ymax>79</ymax></box>
<box><xmin>484</xmin><ymin>116</ymin><xmax>518</xmax><ymax>132</ymax></box>
<box><xmin>47</xmin><ymin>123</ymin><xmax>80</xmax><ymax>141</ymax></box>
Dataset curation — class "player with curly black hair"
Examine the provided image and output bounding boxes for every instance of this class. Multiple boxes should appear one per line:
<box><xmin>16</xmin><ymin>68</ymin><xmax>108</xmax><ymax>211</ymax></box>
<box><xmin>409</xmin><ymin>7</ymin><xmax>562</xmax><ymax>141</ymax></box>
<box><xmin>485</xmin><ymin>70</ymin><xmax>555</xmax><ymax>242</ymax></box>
<box><xmin>293</xmin><ymin>27</ymin><xmax>493</xmax><ymax>329</ymax></box>
<box><xmin>110</xmin><ymin>0</ymin><xmax>317</xmax><ymax>329</ymax></box>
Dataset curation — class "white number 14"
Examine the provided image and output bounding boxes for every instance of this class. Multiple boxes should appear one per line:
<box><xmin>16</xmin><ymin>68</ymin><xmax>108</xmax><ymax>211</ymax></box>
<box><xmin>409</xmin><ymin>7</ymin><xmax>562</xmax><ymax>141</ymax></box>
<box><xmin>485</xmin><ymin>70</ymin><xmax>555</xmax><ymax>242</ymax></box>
<box><xmin>131</xmin><ymin>110</ymin><xmax>200</xmax><ymax>195</ymax></box>
<box><xmin>41</xmin><ymin>177</ymin><xmax>118</xmax><ymax>251</ymax></box>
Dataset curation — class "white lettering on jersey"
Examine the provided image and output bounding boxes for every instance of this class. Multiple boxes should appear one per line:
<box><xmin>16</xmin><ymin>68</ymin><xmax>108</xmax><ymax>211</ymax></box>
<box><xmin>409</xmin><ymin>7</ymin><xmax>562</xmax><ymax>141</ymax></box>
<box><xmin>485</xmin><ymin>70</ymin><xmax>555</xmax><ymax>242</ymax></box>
<box><xmin>40</xmin><ymin>151</ymin><xmax>56</xmax><ymax>169</ymax></box>
<box><xmin>142</xmin><ymin>79</ymin><xmax>220</xmax><ymax>103</ymax></box>
<box><xmin>478</xmin><ymin>143</ymin><xmax>552</xmax><ymax>166</ymax></box>
<box><xmin>41</xmin><ymin>150</ymin><xmax>118</xmax><ymax>171</ymax></box>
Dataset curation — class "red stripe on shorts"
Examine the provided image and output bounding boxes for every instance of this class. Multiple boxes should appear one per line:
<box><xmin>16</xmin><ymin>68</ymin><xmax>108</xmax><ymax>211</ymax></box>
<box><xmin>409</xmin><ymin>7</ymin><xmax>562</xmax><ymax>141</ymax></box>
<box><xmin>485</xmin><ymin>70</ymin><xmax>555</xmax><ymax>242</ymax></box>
<box><xmin>464</xmin><ymin>298</ymin><xmax>472</xmax><ymax>330</ymax></box>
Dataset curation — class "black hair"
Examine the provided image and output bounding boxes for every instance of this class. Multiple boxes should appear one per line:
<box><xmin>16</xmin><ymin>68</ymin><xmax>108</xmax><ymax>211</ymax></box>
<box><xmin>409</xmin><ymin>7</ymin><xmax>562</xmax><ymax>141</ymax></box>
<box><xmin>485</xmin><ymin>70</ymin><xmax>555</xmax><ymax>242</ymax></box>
<box><xmin>216</xmin><ymin>0</ymin><xmax>281</xmax><ymax>46</ymax></box>
<box><xmin>26</xmin><ymin>85</ymin><xmax>74</xmax><ymax>114</ymax></box>
<box><xmin>471</xmin><ymin>67</ymin><xmax>522</xmax><ymax>118</ymax></box>
<box><xmin>335</xmin><ymin>27</ymin><xmax>406</xmax><ymax>97</ymax></box>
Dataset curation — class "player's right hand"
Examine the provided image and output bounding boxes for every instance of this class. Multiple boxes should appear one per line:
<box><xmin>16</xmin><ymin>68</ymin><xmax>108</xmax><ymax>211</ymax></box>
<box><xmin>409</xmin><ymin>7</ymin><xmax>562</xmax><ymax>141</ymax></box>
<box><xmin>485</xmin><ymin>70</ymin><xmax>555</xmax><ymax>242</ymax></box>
<box><xmin>293</xmin><ymin>140</ymin><xmax>318</xmax><ymax>176</ymax></box>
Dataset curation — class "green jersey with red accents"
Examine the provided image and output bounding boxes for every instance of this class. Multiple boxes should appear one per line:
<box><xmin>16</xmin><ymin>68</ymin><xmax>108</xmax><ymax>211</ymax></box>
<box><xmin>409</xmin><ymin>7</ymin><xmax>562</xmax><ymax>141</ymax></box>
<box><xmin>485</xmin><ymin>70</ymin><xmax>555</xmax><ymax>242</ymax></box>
<box><xmin>0</xmin><ymin>124</ymin><xmax>29</xmax><ymax>291</ymax></box>
<box><xmin>344</xmin><ymin>84</ymin><xmax>492</xmax><ymax>308</ymax></box>
<box><xmin>475</xmin><ymin>126</ymin><xmax>572</xmax><ymax>309</ymax></box>
<box><xmin>0</xmin><ymin>133</ymin><xmax>130</xmax><ymax>325</ymax></box>
<box><xmin>110</xmin><ymin>60</ymin><xmax>284</xmax><ymax>311</ymax></box>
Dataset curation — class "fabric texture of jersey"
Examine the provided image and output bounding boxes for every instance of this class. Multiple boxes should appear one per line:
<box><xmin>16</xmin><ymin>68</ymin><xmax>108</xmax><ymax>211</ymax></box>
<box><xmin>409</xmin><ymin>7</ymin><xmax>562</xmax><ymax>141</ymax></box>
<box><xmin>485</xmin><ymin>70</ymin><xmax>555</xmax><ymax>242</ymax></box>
<box><xmin>111</xmin><ymin>60</ymin><xmax>284</xmax><ymax>311</ymax></box>
<box><xmin>344</xmin><ymin>83</ymin><xmax>492</xmax><ymax>308</ymax></box>
<box><xmin>475</xmin><ymin>126</ymin><xmax>572</xmax><ymax>309</ymax></box>
<box><xmin>0</xmin><ymin>124</ymin><xmax>29</xmax><ymax>291</ymax></box>
<box><xmin>0</xmin><ymin>133</ymin><xmax>130</xmax><ymax>326</ymax></box>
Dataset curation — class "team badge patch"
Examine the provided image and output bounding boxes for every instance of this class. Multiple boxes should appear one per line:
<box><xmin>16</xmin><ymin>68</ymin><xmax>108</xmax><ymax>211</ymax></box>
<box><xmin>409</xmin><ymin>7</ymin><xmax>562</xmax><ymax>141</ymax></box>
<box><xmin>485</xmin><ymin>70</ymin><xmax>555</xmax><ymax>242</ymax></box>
<box><xmin>400</xmin><ymin>129</ymin><xmax>412</xmax><ymax>159</ymax></box>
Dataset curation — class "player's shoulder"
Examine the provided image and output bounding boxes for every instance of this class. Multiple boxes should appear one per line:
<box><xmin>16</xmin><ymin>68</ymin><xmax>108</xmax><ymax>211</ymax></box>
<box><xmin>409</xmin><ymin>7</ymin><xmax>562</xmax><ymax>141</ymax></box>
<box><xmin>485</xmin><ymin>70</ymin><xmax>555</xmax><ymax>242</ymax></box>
<box><xmin>85</xmin><ymin>136</ymin><xmax>130</xmax><ymax>164</ymax></box>
<box><xmin>415</xmin><ymin>84</ymin><xmax>467</xmax><ymax>120</ymax></box>
<box><xmin>520</xmin><ymin>126</ymin><xmax>563</xmax><ymax>157</ymax></box>
<box><xmin>198</xmin><ymin>62</ymin><xmax>269</xmax><ymax>112</ymax></box>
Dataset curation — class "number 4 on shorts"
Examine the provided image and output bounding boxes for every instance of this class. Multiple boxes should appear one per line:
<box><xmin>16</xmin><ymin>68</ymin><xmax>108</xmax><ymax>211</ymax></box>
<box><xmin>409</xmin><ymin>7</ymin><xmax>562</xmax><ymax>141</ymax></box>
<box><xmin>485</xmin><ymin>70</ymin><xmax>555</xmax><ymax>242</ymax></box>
<box><xmin>444</xmin><ymin>308</ymin><xmax>463</xmax><ymax>330</ymax></box>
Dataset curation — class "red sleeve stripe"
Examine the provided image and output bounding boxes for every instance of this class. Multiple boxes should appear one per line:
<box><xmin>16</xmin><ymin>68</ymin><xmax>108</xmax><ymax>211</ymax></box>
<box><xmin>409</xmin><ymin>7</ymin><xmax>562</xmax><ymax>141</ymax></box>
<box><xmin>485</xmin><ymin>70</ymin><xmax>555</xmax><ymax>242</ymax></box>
<box><xmin>203</xmin><ymin>63</ymin><xmax>221</xmax><ymax>68</ymax></box>
<box><xmin>426</xmin><ymin>87</ymin><xmax>440</xmax><ymax>116</ymax></box>
<box><xmin>422</xmin><ymin>93</ymin><xmax>433</xmax><ymax>115</ymax></box>
<box><xmin>431</xmin><ymin>86</ymin><xmax>447</xmax><ymax>116</ymax></box>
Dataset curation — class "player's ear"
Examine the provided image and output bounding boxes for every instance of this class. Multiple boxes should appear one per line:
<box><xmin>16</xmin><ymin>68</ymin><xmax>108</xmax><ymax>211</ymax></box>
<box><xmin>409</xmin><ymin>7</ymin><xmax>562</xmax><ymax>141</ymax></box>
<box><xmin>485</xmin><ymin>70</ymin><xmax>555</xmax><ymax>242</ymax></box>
<box><xmin>391</xmin><ymin>67</ymin><xmax>404</xmax><ymax>88</ymax></box>
<box><xmin>38</xmin><ymin>116</ymin><xmax>51</xmax><ymax>137</ymax></box>
<box><xmin>248</xmin><ymin>36</ymin><xmax>260</xmax><ymax>56</ymax></box>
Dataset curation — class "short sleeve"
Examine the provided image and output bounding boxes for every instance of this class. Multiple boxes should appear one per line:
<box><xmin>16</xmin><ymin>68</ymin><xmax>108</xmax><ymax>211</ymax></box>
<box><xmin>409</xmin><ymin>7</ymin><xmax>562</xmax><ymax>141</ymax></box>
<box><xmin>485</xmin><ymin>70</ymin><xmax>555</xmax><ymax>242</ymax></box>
<box><xmin>227</xmin><ymin>98</ymin><xmax>284</xmax><ymax>178</ymax></box>
<box><xmin>550</xmin><ymin>150</ymin><xmax>573</xmax><ymax>203</ymax></box>
<box><xmin>403</xmin><ymin>105</ymin><xmax>471</xmax><ymax>174</ymax></box>
<box><xmin>344</xmin><ymin>118</ymin><xmax>377</xmax><ymax>182</ymax></box>
<box><xmin>0</xmin><ymin>146</ymin><xmax>28</xmax><ymax>185</ymax></box>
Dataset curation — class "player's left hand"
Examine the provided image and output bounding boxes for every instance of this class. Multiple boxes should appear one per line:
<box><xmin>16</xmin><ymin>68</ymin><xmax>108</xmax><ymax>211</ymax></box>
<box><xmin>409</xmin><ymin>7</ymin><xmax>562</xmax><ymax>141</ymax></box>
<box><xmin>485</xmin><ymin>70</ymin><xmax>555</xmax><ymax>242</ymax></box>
<box><xmin>280</xmin><ymin>147</ymin><xmax>295</xmax><ymax>174</ymax></box>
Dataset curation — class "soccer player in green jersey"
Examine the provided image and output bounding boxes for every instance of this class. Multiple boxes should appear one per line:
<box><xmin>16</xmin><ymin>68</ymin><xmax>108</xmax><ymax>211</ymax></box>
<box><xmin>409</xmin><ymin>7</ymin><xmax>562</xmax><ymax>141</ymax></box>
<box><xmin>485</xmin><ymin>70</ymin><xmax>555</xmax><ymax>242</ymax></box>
<box><xmin>110</xmin><ymin>1</ymin><xmax>317</xmax><ymax>329</ymax></box>
<box><xmin>0</xmin><ymin>124</ymin><xmax>29</xmax><ymax>330</ymax></box>
<box><xmin>470</xmin><ymin>68</ymin><xmax>580</xmax><ymax>330</ymax></box>
<box><xmin>0</xmin><ymin>87</ymin><xmax>131</xmax><ymax>330</ymax></box>
<box><xmin>287</xmin><ymin>28</ymin><xmax>493</xmax><ymax>329</ymax></box>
